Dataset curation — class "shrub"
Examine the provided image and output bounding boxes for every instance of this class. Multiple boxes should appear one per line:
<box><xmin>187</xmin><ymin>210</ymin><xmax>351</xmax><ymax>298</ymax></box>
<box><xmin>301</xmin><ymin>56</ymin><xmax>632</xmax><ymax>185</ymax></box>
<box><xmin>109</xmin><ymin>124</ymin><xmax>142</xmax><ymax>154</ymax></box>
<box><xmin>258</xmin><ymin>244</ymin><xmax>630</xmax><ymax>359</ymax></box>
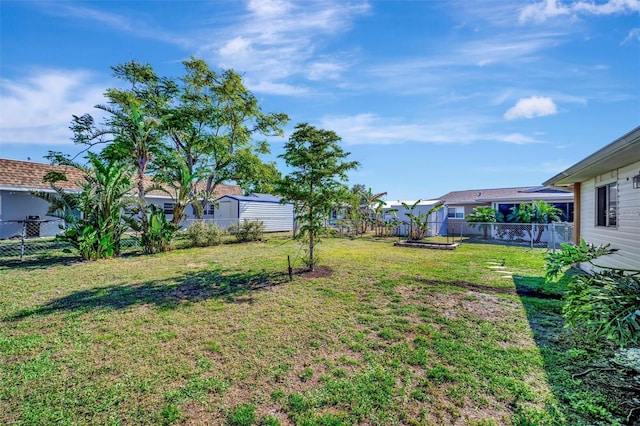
<box><xmin>230</xmin><ymin>219</ymin><xmax>265</xmax><ymax>243</ymax></box>
<box><xmin>184</xmin><ymin>221</ymin><xmax>222</xmax><ymax>247</ymax></box>
<box><xmin>142</xmin><ymin>204</ymin><xmax>179</xmax><ymax>254</ymax></box>
<box><xmin>546</xmin><ymin>239</ymin><xmax>640</xmax><ymax>347</ymax></box>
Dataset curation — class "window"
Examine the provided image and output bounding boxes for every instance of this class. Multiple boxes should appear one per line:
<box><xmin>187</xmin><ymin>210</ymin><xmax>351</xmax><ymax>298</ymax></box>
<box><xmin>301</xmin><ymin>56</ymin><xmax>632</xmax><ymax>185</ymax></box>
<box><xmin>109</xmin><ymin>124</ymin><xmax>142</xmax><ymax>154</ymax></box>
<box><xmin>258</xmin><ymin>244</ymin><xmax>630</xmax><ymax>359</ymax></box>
<box><xmin>497</xmin><ymin>203</ymin><xmax>518</xmax><ymax>219</ymax></box>
<box><xmin>206</xmin><ymin>203</ymin><xmax>215</xmax><ymax>216</ymax></box>
<box><xmin>596</xmin><ymin>184</ymin><xmax>617</xmax><ymax>227</ymax></box>
<box><xmin>551</xmin><ymin>202</ymin><xmax>574</xmax><ymax>222</ymax></box>
<box><xmin>447</xmin><ymin>207</ymin><xmax>464</xmax><ymax>219</ymax></box>
<box><xmin>163</xmin><ymin>203</ymin><xmax>174</xmax><ymax>215</ymax></box>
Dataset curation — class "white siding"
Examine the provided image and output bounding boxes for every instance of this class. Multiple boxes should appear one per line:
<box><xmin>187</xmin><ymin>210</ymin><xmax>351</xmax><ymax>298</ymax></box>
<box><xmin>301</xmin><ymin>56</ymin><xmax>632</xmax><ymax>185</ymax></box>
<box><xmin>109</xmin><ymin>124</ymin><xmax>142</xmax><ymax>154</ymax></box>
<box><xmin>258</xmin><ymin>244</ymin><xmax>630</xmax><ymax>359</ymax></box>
<box><xmin>239</xmin><ymin>201</ymin><xmax>294</xmax><ymax>232</ymax></box>
<box><xmin>0</xmin><ymin>190</ymin><xmax>62</xmax><ymax>238</ymax></box>
<box><xmin>213</xmin><ymin>199</ymin><xmax>239</xmax><ymax>229</ymax></box>
<box><xmin>580</xmin><ymin>161</ymin><xmax>640</xmax><ymax>271</ymax></box>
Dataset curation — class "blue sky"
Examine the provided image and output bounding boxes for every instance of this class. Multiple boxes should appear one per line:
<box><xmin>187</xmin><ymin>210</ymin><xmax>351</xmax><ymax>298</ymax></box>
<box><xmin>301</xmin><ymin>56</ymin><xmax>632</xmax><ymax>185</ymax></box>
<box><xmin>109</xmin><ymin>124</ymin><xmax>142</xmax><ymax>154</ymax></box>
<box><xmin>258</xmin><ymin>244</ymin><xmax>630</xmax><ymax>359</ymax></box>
<box><xmin>1</xmin><ymin>0</ymin><xmax>639</xmax><ymax>200</ymax></box>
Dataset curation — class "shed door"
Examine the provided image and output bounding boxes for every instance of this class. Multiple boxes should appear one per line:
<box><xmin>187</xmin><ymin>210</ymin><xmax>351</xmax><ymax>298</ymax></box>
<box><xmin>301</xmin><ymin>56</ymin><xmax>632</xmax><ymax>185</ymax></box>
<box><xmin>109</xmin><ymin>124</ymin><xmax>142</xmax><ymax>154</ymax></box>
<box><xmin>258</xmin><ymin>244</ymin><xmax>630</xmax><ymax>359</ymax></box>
<box><xmin>217</xmin><ymin>201</ymin><xmax>233</xmax><ymax>218</ymax></box>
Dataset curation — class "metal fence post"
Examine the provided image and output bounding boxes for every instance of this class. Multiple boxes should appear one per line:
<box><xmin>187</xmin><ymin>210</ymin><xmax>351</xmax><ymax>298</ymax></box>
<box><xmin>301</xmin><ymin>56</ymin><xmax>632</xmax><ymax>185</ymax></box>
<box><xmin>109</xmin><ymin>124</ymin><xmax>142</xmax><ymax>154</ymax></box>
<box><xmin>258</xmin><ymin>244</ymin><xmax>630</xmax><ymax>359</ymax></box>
<box><xmin>531</xmin><ymin>223</ymin><xmax>534</xmax><ymax>249</ymax></box>
<box><xmin>20</xmin><ymin>221</ymin><xmax>26</xmax><ymax>260</ymax></box>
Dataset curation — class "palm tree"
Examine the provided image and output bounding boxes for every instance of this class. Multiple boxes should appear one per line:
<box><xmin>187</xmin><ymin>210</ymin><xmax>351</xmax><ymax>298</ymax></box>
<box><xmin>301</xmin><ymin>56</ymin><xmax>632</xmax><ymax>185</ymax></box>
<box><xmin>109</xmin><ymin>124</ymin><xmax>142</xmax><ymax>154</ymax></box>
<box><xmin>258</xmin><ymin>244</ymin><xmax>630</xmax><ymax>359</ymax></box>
<box><xmin>151</xmin><ymin>150</ymin><xmax>204</xmax><ymax>225</ymax></box>
<box><xmin>38</xmin><ymin>153</ymin><xmax>135</xmax><ymax>259</ymax></box>
<box><xmin>402</xmin><ymin>200</ymin><xmax>444</xmax><ymax>240</ymax></box>
<box><xmin>507</xmin><ymin>200</ymin><xmax>562</xmax><ymax>243</ymax></box>
<box><xmin>466</xmin><ymin>206</ymin><xmax>503</xmax><ymax>239</ymax></box>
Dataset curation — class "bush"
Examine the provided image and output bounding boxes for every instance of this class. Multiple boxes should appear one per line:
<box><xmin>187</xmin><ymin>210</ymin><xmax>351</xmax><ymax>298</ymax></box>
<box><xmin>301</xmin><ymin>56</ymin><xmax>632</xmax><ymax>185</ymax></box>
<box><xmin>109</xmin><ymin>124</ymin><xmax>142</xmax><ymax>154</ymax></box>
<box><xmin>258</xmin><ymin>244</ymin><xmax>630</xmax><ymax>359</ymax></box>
<box><xmin>184</xmin><ymin>221</ymin><xmax>222</xmax><ymax>247</ymax></box>
<box><xmin>546</xmin><ymin>239</ymin><xmax>640</xmax><ymax>347</ymax></box>
<box><xmin>142</xmin><ymin>205</ymin><xmax>179</xmax><ymax>254</ymax></box>
<box><xmin>230</xmin><ymin>219</ymin><xmax>264</xmax><ymax>243</ymax></box>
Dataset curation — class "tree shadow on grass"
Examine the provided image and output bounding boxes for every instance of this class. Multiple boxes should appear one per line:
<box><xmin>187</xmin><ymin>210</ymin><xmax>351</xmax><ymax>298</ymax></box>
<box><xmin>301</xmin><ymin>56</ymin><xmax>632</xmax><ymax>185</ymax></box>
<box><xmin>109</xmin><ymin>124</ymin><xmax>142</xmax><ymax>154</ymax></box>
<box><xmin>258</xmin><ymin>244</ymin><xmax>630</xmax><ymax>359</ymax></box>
<box><xmin>5</xmin><ymin>267</ymin><xmax>289</xmax><ymax>322</ymax></box>
<box><xmin>416</xmin><ymin>277</ymin><xmax>562</xmax><ymax>300</ymax></box>
<box><xmin>0</xmin><ymin>255</ymin><xmax>81</xmax><ymax>271</ymax></box>
<box><xmin>417</xmin><ymin>275</ymin><xmax>633</xmax><ymax>423</ymax></box>
<box><xmin>512</xmin><ymin>273</ymin><xmax>636</xmax><ymax>425</ymax></box>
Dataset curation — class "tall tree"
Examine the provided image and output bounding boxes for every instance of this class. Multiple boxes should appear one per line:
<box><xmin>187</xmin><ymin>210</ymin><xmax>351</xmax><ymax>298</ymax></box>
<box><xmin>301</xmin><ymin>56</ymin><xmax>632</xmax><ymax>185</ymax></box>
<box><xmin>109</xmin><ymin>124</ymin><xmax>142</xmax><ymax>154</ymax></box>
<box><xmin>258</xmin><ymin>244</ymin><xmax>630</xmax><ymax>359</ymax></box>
<box><xmin>161</xmin><ymin>58</ymin><xmax>289</xmax><ymax>217</ymax></box>
<box><xmin>276</xmin><ymin>123</ymin><xmax>359</xmax><ymax>271</ymax></box>
<box><xmin>63</xmin><ymin>61</ymin><xmax>174</xmax><ymax>253</ymax></box>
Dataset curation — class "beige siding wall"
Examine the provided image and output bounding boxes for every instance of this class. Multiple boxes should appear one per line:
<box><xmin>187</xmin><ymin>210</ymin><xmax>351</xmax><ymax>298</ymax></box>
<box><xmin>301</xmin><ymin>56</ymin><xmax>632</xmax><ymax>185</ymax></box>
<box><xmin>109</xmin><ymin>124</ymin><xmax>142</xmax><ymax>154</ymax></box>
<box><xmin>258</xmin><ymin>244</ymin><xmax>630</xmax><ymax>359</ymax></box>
<box><xmin>580</xmin><ymin>161</ymin><xmax>640</xmax><ymax>271</ymax></box>
<box><xmin>447</xmin><ymin>203</ymin><xmax>485</xmax><ymax>235</ymax></box>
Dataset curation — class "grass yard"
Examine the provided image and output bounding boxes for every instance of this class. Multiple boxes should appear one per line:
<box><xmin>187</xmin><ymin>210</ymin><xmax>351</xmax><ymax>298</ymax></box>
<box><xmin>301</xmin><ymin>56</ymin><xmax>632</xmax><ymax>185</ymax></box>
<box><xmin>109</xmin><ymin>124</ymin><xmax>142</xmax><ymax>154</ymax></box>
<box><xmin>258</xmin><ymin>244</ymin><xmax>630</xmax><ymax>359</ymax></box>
<box><xmin>0</xmin><ymin>235</ymin><xmax>629</xmax><ymax>425</ymax></box>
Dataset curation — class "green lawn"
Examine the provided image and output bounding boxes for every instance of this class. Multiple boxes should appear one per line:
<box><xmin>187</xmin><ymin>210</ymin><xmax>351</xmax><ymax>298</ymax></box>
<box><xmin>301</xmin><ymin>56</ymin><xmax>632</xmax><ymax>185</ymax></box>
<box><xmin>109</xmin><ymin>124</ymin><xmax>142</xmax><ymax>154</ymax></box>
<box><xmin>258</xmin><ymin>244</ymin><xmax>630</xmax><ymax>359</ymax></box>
<box><xmin>0</xmin><ymin>235</ymin><xmax>627</xmax><ymax>425</ymax></box>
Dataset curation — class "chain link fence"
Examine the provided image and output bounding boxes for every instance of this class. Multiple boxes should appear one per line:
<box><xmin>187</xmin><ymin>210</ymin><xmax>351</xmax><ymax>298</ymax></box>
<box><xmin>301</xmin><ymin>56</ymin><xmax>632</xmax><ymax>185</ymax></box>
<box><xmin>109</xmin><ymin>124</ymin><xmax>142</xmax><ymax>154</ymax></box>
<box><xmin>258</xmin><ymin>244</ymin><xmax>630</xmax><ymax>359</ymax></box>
<box><xmin>464</xmin><ymin>222</ymin><xmax>574</xmax><ymax>249</ymax></box>
<box><xmin>0</xmin><ymin>219</ymin><xmax>142</xmax><ymax>263</ymax></box>
<box><xmin>0</xmin><ymin>217</ymin><xmax>292</xmax><ymax>263</ymax></box>
<box><xmin>1</xmin><ymin>218</ymin><xmax>572</xmax><ymax>264</ymax></box>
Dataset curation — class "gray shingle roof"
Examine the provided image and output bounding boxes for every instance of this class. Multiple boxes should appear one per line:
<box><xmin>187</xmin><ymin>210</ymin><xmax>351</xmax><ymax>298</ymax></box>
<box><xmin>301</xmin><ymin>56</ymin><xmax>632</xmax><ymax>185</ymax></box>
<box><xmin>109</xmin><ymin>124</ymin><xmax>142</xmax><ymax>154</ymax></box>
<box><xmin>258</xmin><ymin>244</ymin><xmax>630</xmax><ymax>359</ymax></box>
<box><xmin>437</xmin><ymin>186</ymin><xmax>572</xmax><ymax>204</ymax></box>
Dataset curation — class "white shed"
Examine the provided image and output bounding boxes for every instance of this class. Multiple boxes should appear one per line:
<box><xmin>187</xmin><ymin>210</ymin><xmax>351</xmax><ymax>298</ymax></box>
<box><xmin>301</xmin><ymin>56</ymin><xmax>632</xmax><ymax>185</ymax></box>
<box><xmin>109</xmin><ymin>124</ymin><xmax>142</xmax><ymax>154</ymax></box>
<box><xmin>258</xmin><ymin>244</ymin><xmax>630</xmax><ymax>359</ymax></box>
<box><xmin>382</xmin><ymin>199</ymin><xmax>446</xmax><ymax>237</ymax></box>
<box><xmin>214</xmin><ymin>193</ymin><xmax>294</xmax><ymax>232</ymax></box>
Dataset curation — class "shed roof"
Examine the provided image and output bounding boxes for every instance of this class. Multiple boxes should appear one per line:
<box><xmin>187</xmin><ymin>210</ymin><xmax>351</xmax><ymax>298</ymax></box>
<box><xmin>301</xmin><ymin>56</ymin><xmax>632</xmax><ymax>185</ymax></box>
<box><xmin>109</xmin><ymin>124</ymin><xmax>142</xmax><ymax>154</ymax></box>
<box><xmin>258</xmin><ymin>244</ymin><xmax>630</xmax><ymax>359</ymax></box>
<box><xmin>437</xmin><ymin>186</ymin><xmax>572</xmax><ymax>205</ymax></box>
<box><xmin>0</xmin><ymin>158</ymin><xmax>242</xmax><ymax>199</ymax></box>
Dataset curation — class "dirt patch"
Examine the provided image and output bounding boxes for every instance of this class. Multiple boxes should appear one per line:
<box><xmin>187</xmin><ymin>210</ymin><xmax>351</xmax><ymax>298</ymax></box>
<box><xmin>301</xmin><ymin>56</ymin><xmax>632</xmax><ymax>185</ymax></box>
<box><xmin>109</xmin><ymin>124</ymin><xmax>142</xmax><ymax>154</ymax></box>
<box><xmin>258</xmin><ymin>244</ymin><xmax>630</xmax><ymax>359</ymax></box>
<box><xmin>295</xmin><ymin>265</ymin><xmax>333</xmax><ymax>279</ymax></box>
<box><xmin>423</xmin><ymin>290</ymin><xmax>521</xmax><ymax>322</ymax></box>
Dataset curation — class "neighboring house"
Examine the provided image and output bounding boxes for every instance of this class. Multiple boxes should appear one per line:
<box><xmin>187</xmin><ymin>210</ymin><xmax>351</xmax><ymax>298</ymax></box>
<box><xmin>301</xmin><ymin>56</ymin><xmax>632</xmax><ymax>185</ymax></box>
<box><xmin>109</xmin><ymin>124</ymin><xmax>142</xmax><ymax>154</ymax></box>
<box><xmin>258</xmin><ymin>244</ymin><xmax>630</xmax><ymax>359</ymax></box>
<box><xmin>213</xmin><ymin>193</ymin><xmax>294</xmax><ymax>232</ymax></box>
<box><xmin>0</xmin><ymin>158</ymin><xmax>241</xmax><ymax>238</ymax></box>
<box><xmin>437</xmin><ymin>186</ymin><xmax>574</xmax><ymax>236</ymax></box>
<box><xmin>382</xmin><ymin>199</ymin><xmax>447</xmax><ymax>236</ymax></box>
<box><xmin>544</xmin><ymin>126</ymin><xmax>640</xmax><ymax>272</ymax></box>
<box><xmin>0</xmin><ymin>159</ymin><xmax>85</xmax><ymax>238</ymax></box>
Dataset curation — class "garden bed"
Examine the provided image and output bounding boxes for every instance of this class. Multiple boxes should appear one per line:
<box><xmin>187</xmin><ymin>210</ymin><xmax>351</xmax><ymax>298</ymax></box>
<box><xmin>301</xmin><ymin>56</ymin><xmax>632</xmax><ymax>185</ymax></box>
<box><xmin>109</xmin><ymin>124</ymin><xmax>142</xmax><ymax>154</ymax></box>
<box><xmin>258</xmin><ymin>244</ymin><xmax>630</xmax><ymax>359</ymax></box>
<box><xmin>394</xmin><ymin>240</ymin><xmax>459</xmax><ymax>250</ymax></box>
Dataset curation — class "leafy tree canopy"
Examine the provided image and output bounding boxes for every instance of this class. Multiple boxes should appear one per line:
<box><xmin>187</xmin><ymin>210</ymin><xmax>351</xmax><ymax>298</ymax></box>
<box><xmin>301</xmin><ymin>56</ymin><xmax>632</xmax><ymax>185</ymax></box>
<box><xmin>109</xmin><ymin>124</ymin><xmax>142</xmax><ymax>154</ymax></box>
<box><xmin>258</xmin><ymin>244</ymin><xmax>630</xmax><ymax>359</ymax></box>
<box><xmin>276</xmin><ymin>123</ymin><xmax>359</xmax><ymax>270</ymax></box>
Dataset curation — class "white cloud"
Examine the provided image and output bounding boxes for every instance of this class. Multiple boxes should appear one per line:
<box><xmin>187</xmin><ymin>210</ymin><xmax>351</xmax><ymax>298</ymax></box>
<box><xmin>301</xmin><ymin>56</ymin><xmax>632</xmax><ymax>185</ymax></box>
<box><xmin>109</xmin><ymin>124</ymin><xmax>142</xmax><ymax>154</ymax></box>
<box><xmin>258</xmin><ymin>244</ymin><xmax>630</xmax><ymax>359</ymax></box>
<box><xmin>572</xmin><ymin>0</ymin><xmax>640</xmax><ymax>15</ymax></box>
<box><xmin>199</xmin><ymin>0</ymin><xmax>370</xmax><ymax>94</ymax></box>
<box><xmin>622</xmin><ymin>27</ymin><xmax>640</xmax><ymax>44</ymax></box>
<box><xmin>519</xmin><ymin>0</ymin><xmax>640</xmax><ymax>24</ymax></box>
<box><xmin>307</xmin><ymin>61</ymin><xmax>345</xmax><ymax>81</ymax></box>
<box><xmin>247</xmin><ymin>80</ymin><xmax>309</xmax><ymax>96</ymax></box>
<box><xmin>519</xmin><ymin>0</ymin><xmax>571</xmax><ymax>23</ymax></box>
<box><xmin>503</xmin><ymin>96</ymin><xmax>558</xmax><ymax>120</ymax></box>
<box><xmin>41</xmin><ymin>3</ymin><xmax>192</xmax><ymax>47</ymax></box>
<box><xmin>319</xmin><ymin>113</ymin><xmax>541</xmax><ymax>145</ymax></box>
<box><xmin>0</xmin><ymin>70</ymin><xmax>106</xmax><ymax>145</ymax></box>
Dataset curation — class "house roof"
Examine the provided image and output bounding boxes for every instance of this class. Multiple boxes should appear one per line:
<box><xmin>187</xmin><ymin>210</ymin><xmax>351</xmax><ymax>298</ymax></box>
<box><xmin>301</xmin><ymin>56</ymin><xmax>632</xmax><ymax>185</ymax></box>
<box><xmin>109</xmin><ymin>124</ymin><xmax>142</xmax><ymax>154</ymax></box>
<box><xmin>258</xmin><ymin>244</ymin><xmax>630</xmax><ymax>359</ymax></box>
<box><xmin>0</xmin><ymin>158</ymin><xmax>86</xmax><ymax>192</ymax></box>
<box><xmin>438</xmin><ymin>186</ymin><xmax>573</xmax><ymax>205</ymax></box>
<box><xmin>543</xmin><ymin>126</ymin><xmax>640</xmax><ymax>186</ymax></box>
<box><xmin>0</xmin><ymin>158</ymin><xmax>242</xmax><ymax>199</ymax></box>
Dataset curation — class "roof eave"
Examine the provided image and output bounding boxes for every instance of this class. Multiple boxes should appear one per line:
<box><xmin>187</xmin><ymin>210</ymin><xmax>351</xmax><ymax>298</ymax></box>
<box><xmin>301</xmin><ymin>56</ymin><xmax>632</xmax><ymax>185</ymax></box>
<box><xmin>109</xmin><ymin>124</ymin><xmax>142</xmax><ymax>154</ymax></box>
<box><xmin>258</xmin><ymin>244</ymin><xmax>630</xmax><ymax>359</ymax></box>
<box><xmin>544</xmin><ymin>126</ymin><xmax>640</xmax><ymax>186</ymax></box>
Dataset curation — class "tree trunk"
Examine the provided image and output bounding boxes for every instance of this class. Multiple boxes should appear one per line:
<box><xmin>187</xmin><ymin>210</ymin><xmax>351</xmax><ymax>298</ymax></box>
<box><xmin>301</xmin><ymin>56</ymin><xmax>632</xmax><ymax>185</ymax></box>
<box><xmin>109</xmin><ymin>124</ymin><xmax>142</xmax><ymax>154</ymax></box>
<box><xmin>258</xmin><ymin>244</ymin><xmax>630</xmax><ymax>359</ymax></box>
<box><xmin>137</xmin><ymin>163</ymin><xmax>149</xmax><ymax>251</ymax></box>
<box><xmin>308</xmin><ymin>205</ymin><xmax>315</xmax><ymax>272</ymax></box>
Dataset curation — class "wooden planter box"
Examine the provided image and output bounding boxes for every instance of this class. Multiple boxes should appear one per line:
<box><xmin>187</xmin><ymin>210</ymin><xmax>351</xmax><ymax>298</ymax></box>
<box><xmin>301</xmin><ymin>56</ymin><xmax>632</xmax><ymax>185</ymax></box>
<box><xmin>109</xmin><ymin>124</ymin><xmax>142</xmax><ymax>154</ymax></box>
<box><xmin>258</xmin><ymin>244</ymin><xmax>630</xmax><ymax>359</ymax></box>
<box><xmin>394</xmin><ymin>240</ymin><xmax>459</xmax><ymax>250</ymax></box>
